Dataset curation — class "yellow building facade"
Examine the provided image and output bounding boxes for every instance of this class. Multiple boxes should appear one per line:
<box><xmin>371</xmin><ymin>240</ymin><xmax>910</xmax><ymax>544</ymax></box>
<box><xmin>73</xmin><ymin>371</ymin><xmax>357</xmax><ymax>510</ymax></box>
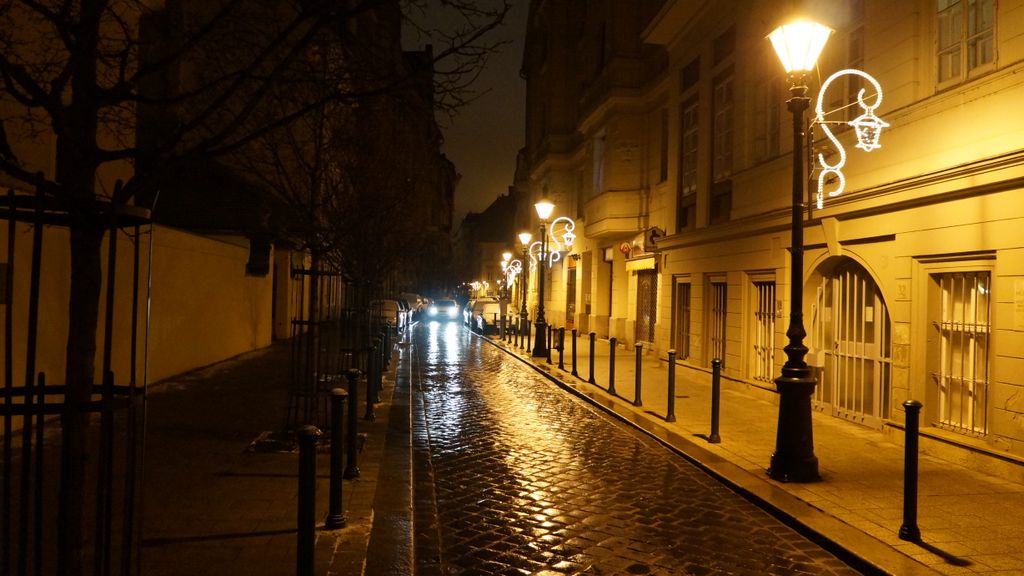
<box><xmin>523</xmin><ymin>0</ymin><xmax>1024</xmax><ymax>474</ymax></box>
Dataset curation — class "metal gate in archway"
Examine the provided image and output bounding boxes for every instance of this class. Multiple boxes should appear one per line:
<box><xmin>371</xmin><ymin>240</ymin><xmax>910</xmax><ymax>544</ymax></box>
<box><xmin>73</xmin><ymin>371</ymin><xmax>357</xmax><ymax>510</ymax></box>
<box><xmin>809</xmin><ymin>259</ymin><xmax>892</xmax><ymax>428</ymax></box>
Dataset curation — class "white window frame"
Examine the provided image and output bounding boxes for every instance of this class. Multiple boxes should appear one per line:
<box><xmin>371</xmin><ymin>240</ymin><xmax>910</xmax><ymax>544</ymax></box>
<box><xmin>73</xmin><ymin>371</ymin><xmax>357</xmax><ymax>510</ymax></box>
<box><xmin>936</xmin><ymin>0</ymin><xmax>996</xmax><ymax>87</ymax></box>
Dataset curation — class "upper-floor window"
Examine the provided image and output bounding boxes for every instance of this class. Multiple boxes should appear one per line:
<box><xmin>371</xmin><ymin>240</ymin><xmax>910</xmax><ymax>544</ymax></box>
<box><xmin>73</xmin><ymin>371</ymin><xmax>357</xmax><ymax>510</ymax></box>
<box><xmin>677</xmin><ymin>98</ymin><xmax>698</xmax><ymax>232</ymax></box>
<box><xmin>710</xmin><ymin>70</ymin><xmax>733</xmax><ymax>224</ymax></box>
<box><xmin>752</xmin><ymin>75</ymin><xmax>780</xmax><ymax>163</ymax></box>
<box><xmin>659</xmin><ymin>108</ymin><xmax>669</xmax><ymax>183</ymax></box>
<box><xmin>593</xmin><ymin>133</ymin><xmax>606</xmax><ymax>195</ymax></box>
<box><xmin>680</xmin><ymin>58</ymin><xmax>700</xmax><ymax>93</ymax></box>
<box><xmin>713</xmin><ymin>25</ymin><xmax>735</xmax><ymax>65</ymax></box>
<box><xmin>937</xmin><ymin>0</ymin><xmax>995</xmax><ymax>85</ymax></box>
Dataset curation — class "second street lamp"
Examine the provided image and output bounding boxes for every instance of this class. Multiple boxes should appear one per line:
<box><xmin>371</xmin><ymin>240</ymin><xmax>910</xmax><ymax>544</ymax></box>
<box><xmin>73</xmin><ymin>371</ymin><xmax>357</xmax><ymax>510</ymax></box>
<box><xmin>532</xmin><ymin>200</ymin><xmax>555</xmax><ymax>357</ymax></box>
<box><xmin>766</xmin><ymin>19</ymin><xmax>832</xmax><ymax>483</ymax></box>
<box><xmin>518</xmin><ymin>231</ymin><xmax>532</xmax><ymax>334</ymax></box>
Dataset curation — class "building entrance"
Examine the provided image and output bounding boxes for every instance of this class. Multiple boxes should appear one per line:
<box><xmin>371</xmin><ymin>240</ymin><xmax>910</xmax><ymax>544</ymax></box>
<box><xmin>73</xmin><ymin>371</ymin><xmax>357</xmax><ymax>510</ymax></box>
<box><xmin>809</xmin><ymin>258</ymin><xmax>892</xmax><ymax>428</ymax></box>
<box><xmin>636</xmin><ymin>269</ymin><xmax>657</xmax><ymax>343</ymax></box>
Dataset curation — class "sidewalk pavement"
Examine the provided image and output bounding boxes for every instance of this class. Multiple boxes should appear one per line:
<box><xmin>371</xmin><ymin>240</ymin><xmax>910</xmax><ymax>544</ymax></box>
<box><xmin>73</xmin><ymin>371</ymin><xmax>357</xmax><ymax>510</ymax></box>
<box><xmin>140</xmin><ymin>336</ymin><xmax>406</xmax><ymax>576</ymax></box>
<box><xmin>139</xmin><ymin>324</ymin><xmax>1023</xmax><ymax>576</ymax></box>
<box><xmin>491</xmin><ymin>327</ymin><xmax>1024</xmax><ymax>576</ymax></box>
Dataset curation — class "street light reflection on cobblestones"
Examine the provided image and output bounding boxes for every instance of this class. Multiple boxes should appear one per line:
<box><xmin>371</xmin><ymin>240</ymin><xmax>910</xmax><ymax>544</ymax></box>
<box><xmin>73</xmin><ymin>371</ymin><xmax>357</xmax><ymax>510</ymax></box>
<box><xmin>413</xmin><ymin>326</ymin><xmax>861</xmax><ymax>575</ymax></box>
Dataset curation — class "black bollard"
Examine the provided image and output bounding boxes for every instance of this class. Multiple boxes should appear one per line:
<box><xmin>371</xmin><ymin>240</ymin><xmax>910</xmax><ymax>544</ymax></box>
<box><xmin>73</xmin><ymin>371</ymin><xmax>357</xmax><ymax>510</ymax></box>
<box><xmin>588</xmin><ymin>332</ymin><xmax>596</xmax><ymax>385</ymax></box>
<box><xmin>571</xmin><ymin>329</ymin><xmax>579</xmax><ymax>377</ymax></box>
<box><xmin>558</xmin><ymin>328</ymin><xmax>565</xmax><ymax>370</ymax></box>
<box><xmin>373</xmin><ymin>335</ymin><xmax>383</xmax><ymax>403</ymax></box>
<box><xmin>325</xmin><ymin>389</ymin><xmax>348</xmax><ymax>529</ymax></box>
<box><xmin>344</xmin><ymin>369</ymin><xmax>361</xmax><ymax>479</ymax></box>
<box><xmin>899</xmin><ymin>400</ymin><xmax>923</xmax><ymax>542</ymax></box>
<box><xmin>526</xmin><ymin>320</ymin><xmax>532</xmax><ymax>351</ymax></box>
<box><xmin>297</xmin><ymin>425</ymin><xmax>322</xmax><ymax>576</ymax></box>
<box><xmin>709</xmin><ymin>359</ymin><xmax>722</xmax><ymax>443</ymax></box>
<box><xmin>633</xmin><ymin>343</ymin><xmax>643</xmax><ymax>407</ymax></box>
<box><xmin>365</xmin><ymin>341</ymin><xmax>377</xmax><ymax>421</ymax></box>
<box><xmin>608</xmin><ymin>337</ymin><xmax>617</xmax><ymax>395</ymax></box>
<box><xmin>547</xmin><ymin>325</ymin><xmax>553</xmax><ymax>364</ymax></box>
<box><xmin>666</xmin><ymin>350</ymin><xmax>677</xmax><ymax>423</ymax></box>
<box><xmin>500</xmin><ymin>314</ymin><xmax>506</xmax><ymax>340</ymax></box>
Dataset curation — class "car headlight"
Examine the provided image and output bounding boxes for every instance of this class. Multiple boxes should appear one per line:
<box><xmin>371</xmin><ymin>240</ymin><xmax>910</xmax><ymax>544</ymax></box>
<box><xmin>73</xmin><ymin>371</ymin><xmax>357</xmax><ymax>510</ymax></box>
<box><xmin>429</xmin><ymin>306</ymin><xmax>438</xmax><ymax>315</ymax></box>
<box><xmin>448</xmin><ymin>308</ymin><xmax>459</xmax><ymax>318</ymax></box>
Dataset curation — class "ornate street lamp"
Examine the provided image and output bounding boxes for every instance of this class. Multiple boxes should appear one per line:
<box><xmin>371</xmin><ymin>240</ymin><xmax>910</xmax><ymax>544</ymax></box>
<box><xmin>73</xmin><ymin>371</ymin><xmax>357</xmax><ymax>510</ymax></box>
<box><xmin>499</xmin><ymin>251</ymin><xmax>512</xmax><ymax>337</ymax></box>
<box><xmin>767</xmin><ymin>19</ymin><xmax>832</xmax><ymax>483</ymax></box>
<box><xmin>532</xmin><ymin>200</ymin><xmax>555</xmax><ymax>357</ymax></box>
<box><xmin>517</xmin><ymin>231</ymin><xmax>532</xmax><ymax>331</ymax></box>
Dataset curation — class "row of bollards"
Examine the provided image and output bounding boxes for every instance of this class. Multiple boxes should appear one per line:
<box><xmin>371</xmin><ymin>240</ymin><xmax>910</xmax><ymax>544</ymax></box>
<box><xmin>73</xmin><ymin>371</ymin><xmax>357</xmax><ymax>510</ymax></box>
<box><xmin>295</xmin><ymin>336</ymin><xmax>391</xmax><ymax>576</ymax></box>
<box><xmin>494</xmin><ymin>323</ymin><xmax>930</xmax><ymax>539</ymax></box>
<box><xmin>498</xmin><ymin>326</ymin><xmax>926</xmax><ymax>544</ymax></box>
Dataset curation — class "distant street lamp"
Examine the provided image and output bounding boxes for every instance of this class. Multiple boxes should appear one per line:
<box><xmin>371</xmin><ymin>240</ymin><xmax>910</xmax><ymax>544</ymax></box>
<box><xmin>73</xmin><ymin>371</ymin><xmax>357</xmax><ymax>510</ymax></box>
<box><xmin>499</xmin><ymin>251</ymin><xmax>512</xmax><ymax>337</ymax></box>
<box><xmin>518</xmin><ymin>231</ymin><xmax>532</xmax><ymax>331</ymax></box>
<box><xmin>532</xmin><ymin>200</ymin><xmax>555</xmax><ymax>357</ymax></box>
<box><xmin>767</xmin><ymin>19</ymin><xmax>832</xmax><ymax>483</ymax></box>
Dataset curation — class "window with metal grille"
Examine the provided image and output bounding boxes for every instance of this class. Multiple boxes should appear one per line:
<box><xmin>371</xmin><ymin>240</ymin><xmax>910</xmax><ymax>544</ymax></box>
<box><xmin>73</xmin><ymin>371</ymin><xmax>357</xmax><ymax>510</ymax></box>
<box><xmin>674</xmin><ymin>282</ymin><xmax>691</xmax><ymax>359</ymax></box>
<box><xmin>708</xmin><ymin>281</ymin><xmax>727</xmax><ymax>366</ymax></box>
<box><xmin>937</xmin><ymin>0</ymin><xmax>994</xmax><ymax>84</ymax></box>
<box><xmin>751</xmin><ymin>281</ymin><xmax>776</xmax><ymax>383</ymax></box>
<box><xmin>931</xmin><ymin>271</ymin><xmax>990</xmax><ymax>434</ymax></box>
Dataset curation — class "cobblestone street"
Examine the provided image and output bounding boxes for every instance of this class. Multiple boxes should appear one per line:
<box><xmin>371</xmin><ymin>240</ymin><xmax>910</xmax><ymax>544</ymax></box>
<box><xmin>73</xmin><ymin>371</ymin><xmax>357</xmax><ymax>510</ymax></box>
<box><xmin>410</xmin><ymin>323</ymin><xmax>865</xmax><ymax>575</ymax></box>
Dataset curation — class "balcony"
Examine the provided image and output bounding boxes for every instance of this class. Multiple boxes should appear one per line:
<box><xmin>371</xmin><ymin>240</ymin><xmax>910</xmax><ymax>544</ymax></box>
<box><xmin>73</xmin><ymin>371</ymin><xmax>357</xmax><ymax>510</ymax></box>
<box><xmin>584</xmin><ymin>189</ymin><xmax>645</xmax><ymax>238</ymax></box>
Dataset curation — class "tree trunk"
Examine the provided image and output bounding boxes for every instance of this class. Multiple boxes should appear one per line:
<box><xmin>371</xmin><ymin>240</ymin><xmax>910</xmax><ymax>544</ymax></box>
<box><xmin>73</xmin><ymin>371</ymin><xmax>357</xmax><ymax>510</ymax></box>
<box><xmin>57</xmin><ymin>4</ymin><xmax>104</xmax><ymax>573</ymax></box>
<box><xmin>58</xmin><ymin>224</ymin><xmax>104</xmax><ymax>576</ymax></box>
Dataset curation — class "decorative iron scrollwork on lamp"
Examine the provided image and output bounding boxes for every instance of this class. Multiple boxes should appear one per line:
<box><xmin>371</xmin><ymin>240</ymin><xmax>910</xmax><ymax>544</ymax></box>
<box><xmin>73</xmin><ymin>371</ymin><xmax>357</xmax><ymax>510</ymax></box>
<box><xmin>812</xmin><ymin>68</ymin><xmax>889</xmax><ymax>209</ymax></box>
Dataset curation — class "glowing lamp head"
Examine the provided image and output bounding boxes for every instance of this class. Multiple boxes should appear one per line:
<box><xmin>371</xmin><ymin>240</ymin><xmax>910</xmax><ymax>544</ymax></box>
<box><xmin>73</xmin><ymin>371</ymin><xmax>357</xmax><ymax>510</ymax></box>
<box><xmin>534</xmin><ymin>199</ymin><xmax>555</xmax><ymax>221</ymax></box>
<box><xmin>563</xmin><ymin>230</ymin><xmax>576</xmax><ymax>248</ymax></box>
<box><xmin>769</xmin><ymin>20</ymin><xmax>833</xmax><ymax>75</ymax></box>
<box><xmin>518</xmin><ymin>231</ymin><xmax>533</xmax><ymax>247</ymax></box>
<box><xmin>502</xmin><ymin>251</ymin><xmax>512</xmax><ymax>262</ymax></box>
<box><xmin>850</xmin><ymin>110</ymin><xmax>889</xmax><ymax>152</ymax></box>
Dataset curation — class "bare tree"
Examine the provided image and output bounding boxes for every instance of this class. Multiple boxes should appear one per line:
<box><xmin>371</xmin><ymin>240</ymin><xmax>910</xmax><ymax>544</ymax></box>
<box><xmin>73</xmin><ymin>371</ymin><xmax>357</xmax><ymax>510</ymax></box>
<box><xmin>0</xmin><ymin>0</ymin><xmax>509</xmax><ymax>572</ymax></box>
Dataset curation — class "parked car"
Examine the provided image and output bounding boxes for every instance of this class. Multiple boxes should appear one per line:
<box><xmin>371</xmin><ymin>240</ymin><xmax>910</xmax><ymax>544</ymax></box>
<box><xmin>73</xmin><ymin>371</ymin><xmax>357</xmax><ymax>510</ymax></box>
<box><xmin>396</xmin><ymin>299</ymin><xmax>414</xmax><ymax>325</ymax></box>
<box><xmin>472</xmin><ymin>300</ymin><xmax>503</xmax><ymax>335</ymax></box>
<box><xmin>370</xmin><ymin>299</ymin><xmax>406</xmax><ymax>332</ymax></box>
<box><xmin>427</xmin><ymin>299</ymin><xmax>460</xmax><ymax>321</ymax></box>
<box><xmin>400</xmin><ymin>292</ymin><xmax>427</xmax><ymax>315</ymax></box>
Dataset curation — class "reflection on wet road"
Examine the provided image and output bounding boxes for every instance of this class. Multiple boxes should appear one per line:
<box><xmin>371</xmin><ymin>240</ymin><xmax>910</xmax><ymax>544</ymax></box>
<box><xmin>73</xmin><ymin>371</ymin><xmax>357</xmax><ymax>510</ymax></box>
<box><xmin>412</xmin><ymin>322</ymin><xmax>861</xmax><ymax>575</ymax></box>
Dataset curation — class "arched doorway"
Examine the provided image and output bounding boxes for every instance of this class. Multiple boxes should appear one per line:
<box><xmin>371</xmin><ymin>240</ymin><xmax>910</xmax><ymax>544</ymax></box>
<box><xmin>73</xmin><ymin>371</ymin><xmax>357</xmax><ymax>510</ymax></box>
<box><xmin>809</xmin><ymin>258</ymin><xmax>892</xmax><ymax>428</ymax></box>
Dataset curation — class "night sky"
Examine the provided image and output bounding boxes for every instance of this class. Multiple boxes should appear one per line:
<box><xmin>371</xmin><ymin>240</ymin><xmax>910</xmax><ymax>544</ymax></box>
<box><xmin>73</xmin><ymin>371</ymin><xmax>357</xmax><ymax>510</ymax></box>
<box><xmin>403</xmin><ymin>1</ymin><xmax>528</xmax><ymax>226</ymax></box>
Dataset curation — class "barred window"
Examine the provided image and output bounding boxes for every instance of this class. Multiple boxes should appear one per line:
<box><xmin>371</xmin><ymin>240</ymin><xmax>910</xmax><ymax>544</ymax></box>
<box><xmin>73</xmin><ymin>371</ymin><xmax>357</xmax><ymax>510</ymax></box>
<box><xmin>931</xmin><ymin>271</ymin><xmax>990</xmax><ymax>434</ymax></box>
<box><xmin>751</xmin><ymin>281</ymin><xmax>776</xmax><ymax>383</ymax></box>
<box><xmin>707</xmin><ymin>281</ymin><xmax>727</xmax><ymax>366</ymax></box>
<box><xmin>674</xmin><ymin>283</ymin><xmax>691</xmax><ymax>359</ymax></box>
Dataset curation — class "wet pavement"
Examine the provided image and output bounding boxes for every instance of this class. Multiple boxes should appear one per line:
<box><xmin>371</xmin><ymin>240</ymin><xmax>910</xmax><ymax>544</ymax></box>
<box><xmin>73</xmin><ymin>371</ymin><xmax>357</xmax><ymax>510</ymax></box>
<box><xmin>408</xmin><ymin>321</ymin><xmax>864</xmax><ymax>575</ymax></box>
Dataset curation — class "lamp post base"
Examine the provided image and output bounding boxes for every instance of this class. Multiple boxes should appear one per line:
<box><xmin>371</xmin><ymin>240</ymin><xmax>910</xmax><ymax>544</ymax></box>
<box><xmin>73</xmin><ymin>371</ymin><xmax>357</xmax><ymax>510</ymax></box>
<box><xmin>768</xmin><ymin>370</ymin><xmax>820</xmax><ymax>483</ymax></box>
<box><xmin>532</xmin><ymin>321</ymin><xmax>548</xmax><ymax>357</ymax></box>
